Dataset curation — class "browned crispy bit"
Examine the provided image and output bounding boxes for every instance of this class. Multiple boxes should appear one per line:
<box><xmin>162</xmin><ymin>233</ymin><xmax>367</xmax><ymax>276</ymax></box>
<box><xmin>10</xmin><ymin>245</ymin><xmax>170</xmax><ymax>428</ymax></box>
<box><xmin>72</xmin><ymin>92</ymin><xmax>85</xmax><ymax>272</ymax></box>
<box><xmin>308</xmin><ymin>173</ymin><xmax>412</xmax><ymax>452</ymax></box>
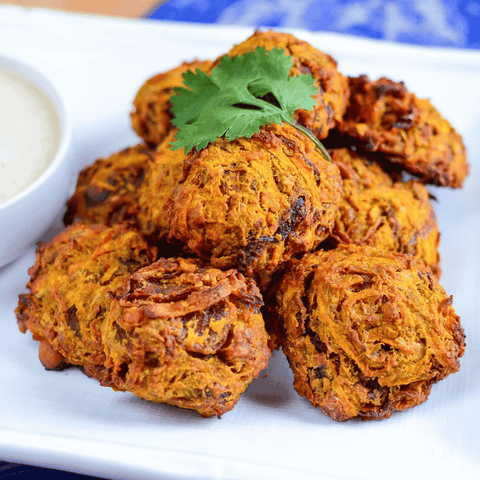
<box><xmin>38</xmin><ymin>339</ymin><xmax>70</xmax><ymax>371</ymax></box>
<box><xmin>101</xmin><ymin>257</ymin><xmax>271</xmax><ymax>418</ymax></box>
<box><xmin>329</xmin><ymin>147</ymin><xmax>441</xmax><ymax>277</ymax></box>
<box><xmin>169</xmin><ymin>122</ymin><xmax>342</xmax><ymax>275</ymax></box>
<box><xmin>224</xmin><ymin>30</ymin><xmax>349</xmax><ymax>140</ymax></box>
<box><xmin>337</xmin><ymin>75</ymin><xmax>469</xmax><ymax>188</ymax></box>
<box><xmin>131</xmin><ymin>59</ymin><xmax>214</xmax><ymax>146</ymax></box>
<box><xmin>259</xmin><ymin>264</ymin><xmax>290</xmax><ymax>351</ymax></box>
<box><xmin>274</xmin><ymin>245</ymin><xmax>465</xmax><ymax>421</ymax></box>
<box><xmin>16</xmin><ymin>222</ymin><xmax>157</xmax><ymax>378</ymax></box>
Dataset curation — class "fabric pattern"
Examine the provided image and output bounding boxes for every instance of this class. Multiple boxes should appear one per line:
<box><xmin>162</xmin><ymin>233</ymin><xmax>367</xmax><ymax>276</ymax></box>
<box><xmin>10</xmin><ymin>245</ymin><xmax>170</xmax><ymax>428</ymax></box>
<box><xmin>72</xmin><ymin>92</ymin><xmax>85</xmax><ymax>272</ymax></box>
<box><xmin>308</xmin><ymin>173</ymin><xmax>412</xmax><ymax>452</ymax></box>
<box><xmin>149</xmin><ymin>0</ymin><xmax>480</xmax><ymax>48</ymax></box>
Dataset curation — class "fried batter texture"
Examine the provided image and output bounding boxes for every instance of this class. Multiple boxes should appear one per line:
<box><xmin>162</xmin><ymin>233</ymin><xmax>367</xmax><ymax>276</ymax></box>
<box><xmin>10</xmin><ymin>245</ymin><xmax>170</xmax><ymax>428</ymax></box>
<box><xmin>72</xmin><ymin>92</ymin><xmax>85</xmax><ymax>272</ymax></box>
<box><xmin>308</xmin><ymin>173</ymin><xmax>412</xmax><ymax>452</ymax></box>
<box><xmin>63</xmin><ymin>145</ymin><xmax>151</xmax><ymax>228</ymax></box>
<box><xmin>101</xmin><ymin>257</ymin><xmax>271</xmax><ymax>418</ymax></box>
<box><xmin>337</xmin><ymin>75</ymin><xmax>468</xmax><ymax>188</ymax></box>
<box><xmin>131</xmin><ymin>59</ymin><xmax>214</xmax><ymax>146</ymax></box>
<box><xmin>275</xmin><ymin>245</ymin><xmax>465</xmax><ymax>421</ymax></box>
<box><xmin>16</xmin><ymin>222</ymin><xmax>157</xmax><ymax>377</ymax></box>
<box><xmin>64</xmin><ymin>136</ymin><xmax>187</xmax><ymax>244</ymax></box>
<box><xmin>329</xmin><ymin>148</ymin><xmax>441</xmax><ymax>276</ymax></box>
<box><xmin>136</xmin><ymin>129</ymin><xmax>186</xmax><ymax>241</ymax></box>
<box><xmin>225</xmin><ymin>30</ymin><xmax>349</xmax><ymax>140</ymax></box>
<box><xmin>169</xmin><ymin>122</ymin><xmax>342</xmax><ymax>274</ymax></box>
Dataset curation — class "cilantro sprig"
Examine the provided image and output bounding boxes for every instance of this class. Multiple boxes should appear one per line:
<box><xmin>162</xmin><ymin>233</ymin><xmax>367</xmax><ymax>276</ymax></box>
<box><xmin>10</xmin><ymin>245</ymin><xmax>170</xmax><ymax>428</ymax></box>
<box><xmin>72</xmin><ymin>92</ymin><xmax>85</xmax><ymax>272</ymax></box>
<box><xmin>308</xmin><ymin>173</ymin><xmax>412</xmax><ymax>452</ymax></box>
<box><xmin>170</xmin><ymin>47</ymin><xmax>331</xmax><ymax>161</ymax></box>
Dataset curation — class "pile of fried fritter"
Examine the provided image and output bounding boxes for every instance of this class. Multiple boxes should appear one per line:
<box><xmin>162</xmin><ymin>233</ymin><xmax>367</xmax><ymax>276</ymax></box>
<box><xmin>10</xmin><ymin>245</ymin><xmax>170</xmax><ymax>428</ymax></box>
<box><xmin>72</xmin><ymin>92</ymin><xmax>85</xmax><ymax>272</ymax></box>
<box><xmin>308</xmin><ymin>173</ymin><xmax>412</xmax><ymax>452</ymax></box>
<box><xmin>16</xmin><ymin>30</ymin><xmax>468</xmax><ymax>420</ymax></box>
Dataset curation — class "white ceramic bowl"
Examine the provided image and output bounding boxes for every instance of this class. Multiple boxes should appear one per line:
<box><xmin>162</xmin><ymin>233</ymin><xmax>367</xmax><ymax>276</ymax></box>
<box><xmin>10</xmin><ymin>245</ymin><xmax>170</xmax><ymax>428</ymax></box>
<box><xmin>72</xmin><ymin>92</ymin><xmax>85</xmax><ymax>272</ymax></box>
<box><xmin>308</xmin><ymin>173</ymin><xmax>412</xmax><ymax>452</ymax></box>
<box><xmin>0</xmin><ymin>55</ymin><xmax>75</xmax><ymax>268</ymax></box>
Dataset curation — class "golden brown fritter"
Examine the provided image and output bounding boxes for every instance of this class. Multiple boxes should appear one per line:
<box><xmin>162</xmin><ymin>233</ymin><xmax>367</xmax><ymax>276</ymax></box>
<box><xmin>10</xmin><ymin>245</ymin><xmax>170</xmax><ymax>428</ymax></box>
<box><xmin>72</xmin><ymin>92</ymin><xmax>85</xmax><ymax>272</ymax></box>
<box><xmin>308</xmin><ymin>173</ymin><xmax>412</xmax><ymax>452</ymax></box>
<box><xmin>63</xmin><ymin>145</ymin><xmax>152</xmax><ymax>228</ymax></box>
<box><xmin>131</xmin><ymin>59</ymin><xmax>214</xmax><ymax>146</ymax></box>
<box><xmin>225</xmin><ymin>30</ymin><xmax>349</xmax><ymax>140</ymax></box>
<box><xmin>168</xmin><ymin>122</ymin><xmax>342</xmax><ymax>275</ymax></box>
<box><xmin>16</xmin><ymin>222</ymin><xmax>157</xmax><ymax>377</ymax></box>
<box><xmin>64</xmin><ymin>138</ymin><xmax>187</xmax><ymax>245</ymax></box>
<box><xmin>101</xmin><ymin>257</ymin><xmax>271</xmax><ymax>418</ymax></box>
<box><xmin>329</xmin><ymin>147</ymin><xmax>441</xmax><ymax>277</ymax></box>
<box><xmin>337</xmin><ymin>75</ymin><xmax>469</xmax><ymax>188</ymax></box>
<box><xmin>274</xmin><ymin>245</ymin><xmax>465</xmax><ymax>421</ymax></box>
<box><xmin>136</xmin><ymin>129</ymin><xmax>186</xmax><ymax>241</ymax></box>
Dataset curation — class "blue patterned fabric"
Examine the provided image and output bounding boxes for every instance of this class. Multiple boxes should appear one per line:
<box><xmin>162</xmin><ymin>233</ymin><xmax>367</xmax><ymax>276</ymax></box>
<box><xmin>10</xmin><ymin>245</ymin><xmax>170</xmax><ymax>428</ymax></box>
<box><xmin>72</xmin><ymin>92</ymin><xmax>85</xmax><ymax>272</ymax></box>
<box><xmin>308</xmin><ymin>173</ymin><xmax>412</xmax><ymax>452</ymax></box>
<box><xmin>148</xmin><ymin>0</ymin><xmax>480</xmax><ymax>49</ymax></box>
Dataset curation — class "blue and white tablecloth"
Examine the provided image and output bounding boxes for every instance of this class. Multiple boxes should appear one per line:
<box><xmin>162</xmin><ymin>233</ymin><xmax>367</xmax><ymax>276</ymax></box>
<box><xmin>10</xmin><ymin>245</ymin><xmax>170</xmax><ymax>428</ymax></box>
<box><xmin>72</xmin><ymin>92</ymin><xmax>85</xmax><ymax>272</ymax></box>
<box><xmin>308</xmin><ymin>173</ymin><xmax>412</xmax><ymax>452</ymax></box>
<box><xmin>148</xmin><ymin>0</ymin><xmax>480</xmax><ymax>49</ymax></box>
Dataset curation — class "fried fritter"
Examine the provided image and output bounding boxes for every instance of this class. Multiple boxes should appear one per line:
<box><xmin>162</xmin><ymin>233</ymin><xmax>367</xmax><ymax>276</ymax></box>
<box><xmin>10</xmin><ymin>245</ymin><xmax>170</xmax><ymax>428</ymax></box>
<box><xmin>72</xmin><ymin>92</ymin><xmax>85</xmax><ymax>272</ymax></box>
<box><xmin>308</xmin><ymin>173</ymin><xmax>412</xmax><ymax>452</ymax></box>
<box><xmin>16</xmin><ymin>222</ymin><xmax>157</xmax><ymax>378</ymax></box>
<box><xmin>63</xmin><ymin>145</ymin><xmax>152</xmax><ymax>228</ymax></box>
<box><xmin>329</xmin><ymin>147</ymin><xmax>441</xmax><ymax>276</ymax></box>
<box><xmin>225</xmin><ymin>30</ymin><xmax>349</xmax><ymax>140</ymax></box>
<box><xmin>64</xmin><ymin>137</ymin><xmax>187</xmax><ymax>245</ymax></box>
<box><xmin>131</xmin><ymin>59</ymin><xmax>214</xmax><ymax>146</ymax></box>
<box><xmin>169</xmin><ymin>122</ymin><xmax>342</xmax><ymax>275</ymax></box>
<box><xmin>136</xmin><ymin>129</ymin><xmax>186</xmax><ymax>241</ymax></box>
<box><xmin>337</xmin><ymin>75</ymin><xmax>468</xmax><ymax>188</ymax></box>
<box><xmin>274</xmin><ymin>245</ymin><xmax>465</xmax><ymax>421</ymax></box>
<box><xmin>101</xmin><ymin>257</ymin><xmax>271</xmax><ymax>418</ymax></box>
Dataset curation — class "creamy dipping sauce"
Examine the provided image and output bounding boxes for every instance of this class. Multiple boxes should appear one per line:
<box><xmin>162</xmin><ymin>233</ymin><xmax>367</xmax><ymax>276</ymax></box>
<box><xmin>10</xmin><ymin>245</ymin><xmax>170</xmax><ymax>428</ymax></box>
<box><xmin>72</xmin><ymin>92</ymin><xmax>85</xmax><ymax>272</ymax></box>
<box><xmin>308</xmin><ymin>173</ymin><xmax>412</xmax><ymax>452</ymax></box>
<box><xmin>0</xmin><ymin>69</ymin><xmax>60</xmax><ymax>204</ymax></box>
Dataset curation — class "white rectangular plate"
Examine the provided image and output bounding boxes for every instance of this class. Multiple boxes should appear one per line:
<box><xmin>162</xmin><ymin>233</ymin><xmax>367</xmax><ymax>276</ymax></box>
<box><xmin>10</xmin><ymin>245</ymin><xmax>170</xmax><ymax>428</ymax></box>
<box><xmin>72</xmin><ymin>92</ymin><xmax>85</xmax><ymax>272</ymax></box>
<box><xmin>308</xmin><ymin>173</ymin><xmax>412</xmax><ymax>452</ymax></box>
<box><xmin>0</xmin><ymin>7</ymin><xmax>479</xmax><ymax>480</ymax></box>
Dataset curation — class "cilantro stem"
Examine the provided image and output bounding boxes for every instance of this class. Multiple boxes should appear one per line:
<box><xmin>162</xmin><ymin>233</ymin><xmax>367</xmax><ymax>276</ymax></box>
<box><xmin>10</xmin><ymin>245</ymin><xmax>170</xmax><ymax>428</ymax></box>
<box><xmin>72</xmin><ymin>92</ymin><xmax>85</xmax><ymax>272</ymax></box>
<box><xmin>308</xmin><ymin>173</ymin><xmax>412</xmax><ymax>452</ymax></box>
<box><xmin>239</xmin><ymin>91</ymin><xmax>332</xmax><ymax>162</ymax></box>
<box><xmin>287</xmin><ymin>120</ymin><xmax>332</xmax><ymax>163</ymax></box>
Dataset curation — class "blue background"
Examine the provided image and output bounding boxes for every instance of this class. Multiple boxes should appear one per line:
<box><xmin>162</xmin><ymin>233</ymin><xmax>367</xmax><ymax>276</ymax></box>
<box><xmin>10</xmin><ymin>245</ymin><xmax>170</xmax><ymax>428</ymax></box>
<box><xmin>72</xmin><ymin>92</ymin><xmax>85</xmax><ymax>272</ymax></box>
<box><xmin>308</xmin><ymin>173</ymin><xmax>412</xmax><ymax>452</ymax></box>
<box><xmin>148</xmin><ymin>0</ymin><xmax>480</xmax><ymax>49</ymax></box>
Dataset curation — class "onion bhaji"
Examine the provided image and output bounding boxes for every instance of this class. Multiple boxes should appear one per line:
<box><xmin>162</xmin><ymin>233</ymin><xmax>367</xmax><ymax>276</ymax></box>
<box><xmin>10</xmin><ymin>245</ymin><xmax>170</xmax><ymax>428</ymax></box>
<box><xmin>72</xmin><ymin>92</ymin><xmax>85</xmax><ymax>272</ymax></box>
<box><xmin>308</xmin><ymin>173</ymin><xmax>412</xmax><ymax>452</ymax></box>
<box><xmin>274</xmin><ymin>245</ymin><xmax>465</xmax><ymax>421</ymax></box>
<box><xmin>16</xmin><ymin>222</ymin><xmax>157</xmax><ymax>378</ymax></box>
<box><xmin>136</xmin><ymin>129</ymin><xmax>186</xmax><ymax>241</ymax></box>
<box><xmin>63</xmin><ymin>144</ymin><xmax>152</xmax><ymax>228</ymax></box>
<box><xmin>131</xmin><ymin>59</ymin><xmax>214</xmax><ymax>146</ymax></box>
<box><xmin>101</xmin><ymin>257</ymin><xmax>271</xmax><ymax>418</ymax></box>
<box><xmin>329</xmin><ymin>147</ymin><xmax>441</xmax><ymax>276</ymax></box>
<box><xmin>337</xmin><ymin>75</ymin><xmax>468</xmax><ymax>188</ymax></box>
<box><xmin>64</xmin><ymin>136</ymin><xmax>187</xmax><ymax>245</ymax></box>
<box><xmin>225</xmin><ymin>30</ymin><xmax>349</xmax><ymax>140</ymax></box>
<box><xmin>168</xmin><ymin>122</ymin><xmax>342</xmax><ymax>275</ymax></box>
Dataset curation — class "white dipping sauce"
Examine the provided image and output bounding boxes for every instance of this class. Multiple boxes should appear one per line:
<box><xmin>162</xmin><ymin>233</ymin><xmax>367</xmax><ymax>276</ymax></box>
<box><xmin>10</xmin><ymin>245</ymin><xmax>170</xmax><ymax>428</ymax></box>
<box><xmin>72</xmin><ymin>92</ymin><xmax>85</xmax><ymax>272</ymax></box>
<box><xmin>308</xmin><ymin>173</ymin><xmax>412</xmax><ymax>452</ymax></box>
<box><xmin>0</xmin><ymin>70</ymin><xmax>60</xmax><ymax>204</ymax></box>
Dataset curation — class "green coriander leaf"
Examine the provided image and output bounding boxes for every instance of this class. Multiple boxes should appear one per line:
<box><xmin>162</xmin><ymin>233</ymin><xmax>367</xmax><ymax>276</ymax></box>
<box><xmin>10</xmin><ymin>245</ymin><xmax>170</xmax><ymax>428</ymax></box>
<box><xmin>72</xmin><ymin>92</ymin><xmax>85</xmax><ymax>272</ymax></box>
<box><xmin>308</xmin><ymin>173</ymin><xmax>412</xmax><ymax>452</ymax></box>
<box><xmin>170</xmin><ymin>46</ymin><xmax>330</xmax><ymax>161</ymax></box>
<box><xmin>171</xmin><ymin>69</ymin><xmax>220</xmax><ymax>128</ymax></box>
